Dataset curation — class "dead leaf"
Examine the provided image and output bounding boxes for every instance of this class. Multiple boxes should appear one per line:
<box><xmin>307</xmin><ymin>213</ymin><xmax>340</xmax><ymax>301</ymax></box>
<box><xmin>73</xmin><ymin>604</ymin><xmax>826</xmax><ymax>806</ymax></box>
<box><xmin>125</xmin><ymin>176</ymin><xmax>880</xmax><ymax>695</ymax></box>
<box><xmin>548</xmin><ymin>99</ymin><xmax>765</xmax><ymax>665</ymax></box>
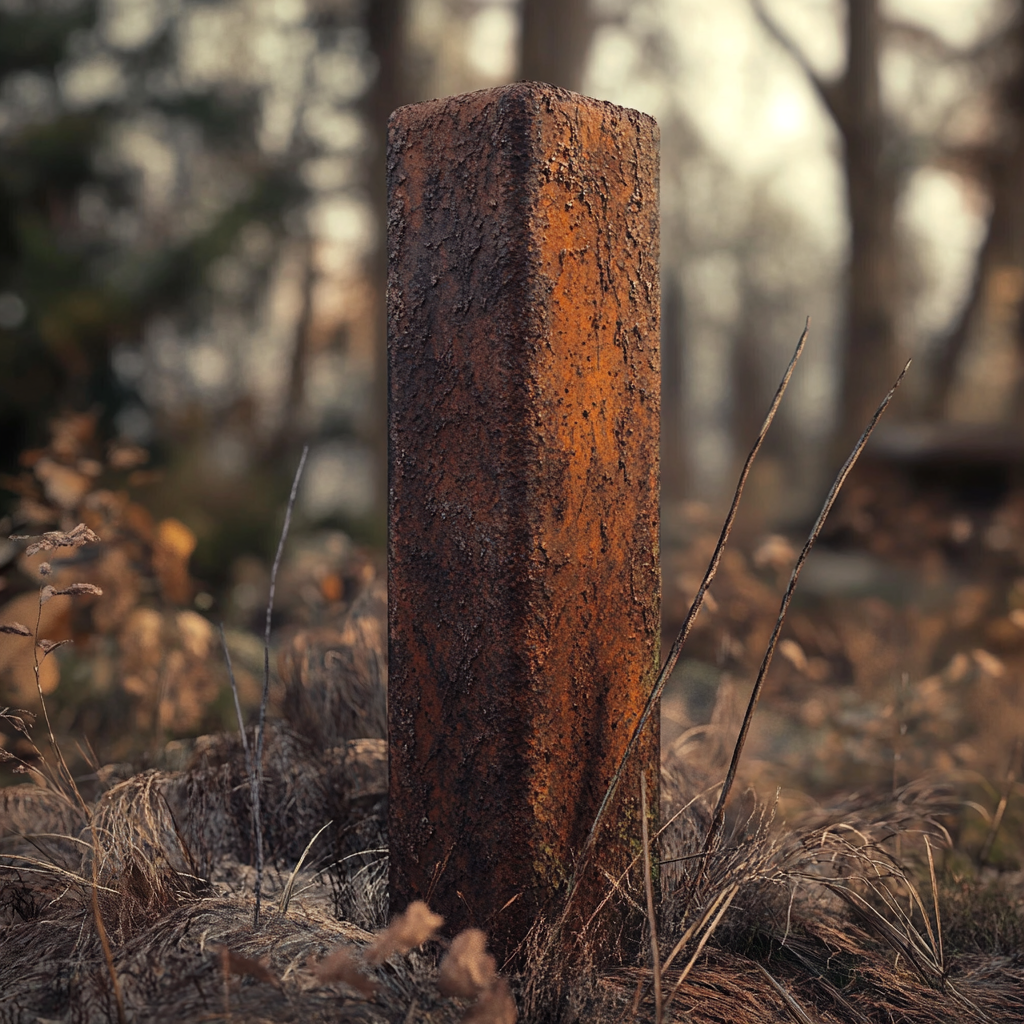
<box><xmin>778</xmin><ymin>638</ymin><xmax>808</xmax><ymax>673</ymax></box>
<box><xmin>152</xmin><ymin>518</ymin><xmax>196</xmax><ymax>605</ymax></box>
<box><xmin>437</xmin><ymin>929</ymin><xmax>496</xmax><ymax>998</ymax></box>
<box><xmin>218</xmin><ymin>946</ymin><xmax>281</xmax><ymax>990</ymax></box>
<box><xmin>366</xmin><ymin>900</ymin><xmax>444</xmax><ymax>965</ymax></box>
<box><xmin>107</xmin><ymin>444</ymin><xmax>149</xmax><ymax>471</ymax></box>
<box><xmin>309</xmin><ymin>946</ymin><xmax>378</xmax><ymax>996</ymax></box>
<box><xmin>462</xmin><ymin>976</ymin><xmax>517</xmax><ymax>1024</ymax></box>
<box><xmin>33</xmin><ymin>458</ymin><xmax>90</xmax><ymax>510</ymax></box>
<box><xmin>753</xmin><ymin>534</ymin><xmax>797</xmax><ymax>573</ymax></box>
<box><xmin>52</xmin><ymin>583</ymin><xmax>103</xmax><ymax>598</ymax></box>
<box><xmin>972</xmin><ymin>648</ymin><xmax>1005</xmax><ymax>678</ymax></box>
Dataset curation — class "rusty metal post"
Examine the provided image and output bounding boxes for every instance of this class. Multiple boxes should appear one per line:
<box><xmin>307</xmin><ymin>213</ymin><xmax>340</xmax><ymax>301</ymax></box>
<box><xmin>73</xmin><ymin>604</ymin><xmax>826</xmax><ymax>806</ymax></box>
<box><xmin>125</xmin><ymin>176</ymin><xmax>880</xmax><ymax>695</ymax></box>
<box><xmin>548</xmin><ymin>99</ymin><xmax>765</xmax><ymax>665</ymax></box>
<box><xmin>387</xmin><ymin>82</ymin><xmax>660</xmax><ymax>961</ymax></box>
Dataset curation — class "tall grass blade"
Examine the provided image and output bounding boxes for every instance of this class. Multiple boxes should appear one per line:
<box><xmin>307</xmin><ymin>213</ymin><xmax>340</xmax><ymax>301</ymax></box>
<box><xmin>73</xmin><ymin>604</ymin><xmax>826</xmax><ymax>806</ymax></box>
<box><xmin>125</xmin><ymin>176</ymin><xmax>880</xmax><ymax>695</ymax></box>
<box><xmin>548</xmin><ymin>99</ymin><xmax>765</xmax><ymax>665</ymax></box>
<box><xmin>252</xmin><ymin>445</ymin><xmax>308</xmax><ymax>928</ymax></box>
<box><xmin>563</xmin><ymin>322</ymin><xmax>809</xmax><ymax>925</ymax></box>
<box><xmin>700</xmin><ymin>360</ymin><xmax>911</xmax><ymax>867</ymax></box>
<box><xmin>640</xmin><ymin>774</ymin><xmax>662</xmax><ymax>1024</ymax></box>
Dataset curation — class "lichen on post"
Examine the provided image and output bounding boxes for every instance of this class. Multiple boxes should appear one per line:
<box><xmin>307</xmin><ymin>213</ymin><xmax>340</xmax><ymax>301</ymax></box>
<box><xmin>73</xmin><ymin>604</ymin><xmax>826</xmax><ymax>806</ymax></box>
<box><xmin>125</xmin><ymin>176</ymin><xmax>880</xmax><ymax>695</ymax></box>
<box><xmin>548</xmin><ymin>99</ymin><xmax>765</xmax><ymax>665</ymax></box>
<box><xmin>387</xmin><ymin>81</ymin><xmax>660</xmax><ymax>961</ymax></box>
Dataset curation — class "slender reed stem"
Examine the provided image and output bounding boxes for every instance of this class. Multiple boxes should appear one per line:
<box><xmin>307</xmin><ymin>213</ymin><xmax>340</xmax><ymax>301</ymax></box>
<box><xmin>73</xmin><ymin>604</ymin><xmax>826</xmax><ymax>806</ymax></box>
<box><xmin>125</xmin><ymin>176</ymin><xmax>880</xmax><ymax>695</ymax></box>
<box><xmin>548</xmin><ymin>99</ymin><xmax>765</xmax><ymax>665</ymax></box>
<box><xmin>979</xmin><ymin>737</ymin><xmax>1021</xmax><ymax>866</ymax></box>
<box><xmin>90</xmin><ymin>832</ymin><xmax>126</xmax><ymax>1024</ymax></box>
<box><xmin>687</xmin><ymin>360</ymin><xmax>910</xmax><ymax>906</ymax></box>
<box><xmin>640</xmin><ymin>774</ymin><xmax>662</xmax><ymax>1024</ymax></box>
<box><xmin>560</xmin><ymin>321</ymin><xmax>809</xmax><ymax>927</ymax></box>
<box><xmin>31</xmin><ymin>594</ymin><xmax>86</xmax><ymax>813</ymax></box>
<box><xmin>251</xmin><ymin>445</ymin><xmax>308</xmax><ymax>928</ymax></box>
<box><xmin>219</xmin><ymin>623</ymin><xmax>251</xmax><ymax>763</ymax></box>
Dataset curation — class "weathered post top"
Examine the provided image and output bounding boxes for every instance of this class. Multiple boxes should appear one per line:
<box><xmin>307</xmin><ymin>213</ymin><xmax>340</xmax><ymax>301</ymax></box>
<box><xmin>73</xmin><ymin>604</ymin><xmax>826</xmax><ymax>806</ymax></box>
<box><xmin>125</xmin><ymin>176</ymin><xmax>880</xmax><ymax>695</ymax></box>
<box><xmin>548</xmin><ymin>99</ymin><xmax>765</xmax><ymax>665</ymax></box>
<box><xmin>387</xmin><ymin>82</ymin><xmax>660</xmax><ymax>961</ymax></box>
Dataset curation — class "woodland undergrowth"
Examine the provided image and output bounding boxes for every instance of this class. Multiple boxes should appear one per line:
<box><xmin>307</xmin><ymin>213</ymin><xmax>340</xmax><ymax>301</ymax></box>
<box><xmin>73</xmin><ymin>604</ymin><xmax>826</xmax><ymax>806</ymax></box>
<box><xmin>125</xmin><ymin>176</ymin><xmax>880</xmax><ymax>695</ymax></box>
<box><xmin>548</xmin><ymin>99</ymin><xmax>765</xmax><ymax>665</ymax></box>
<box><xmin>1</xmin><ymin>337</ymin><xmax>1024</xmax><ymax>1023</ymax></box>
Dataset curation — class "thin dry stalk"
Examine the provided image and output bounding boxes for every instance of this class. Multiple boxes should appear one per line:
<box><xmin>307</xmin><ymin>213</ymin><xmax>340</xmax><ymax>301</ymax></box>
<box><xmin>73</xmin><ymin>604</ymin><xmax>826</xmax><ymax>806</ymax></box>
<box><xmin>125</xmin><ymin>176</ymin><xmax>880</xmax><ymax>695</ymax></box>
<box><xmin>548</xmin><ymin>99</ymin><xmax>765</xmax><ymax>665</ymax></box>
<box><xmin>578</xmin><ymin>789</ymin><xmax>713</xmax><ymax>938</ymax></box>
<box><xmin>90</xmin><ymin>831</ymin><xmax>126</xmax><ymax>1024</ymax></box>
<box><xmin>639</xmin><ymin>775</ymin><xmax>662</xmax><ymax>1024</ymax></box>
<box><xmin>628</xmin><ymin>869</ymin><xmax>743</xmax><ymax>1024</ymax></box>
<box><xmin>7</xmin><ymin>525</ymin><xmax>102</xmax><ymax>813</ymax></box>
<box><xmin>219</xmin><ymin>622</ymin><xmax>251</xmax><ymax>764</ymax></box>
<box><xmin>562</xmin><ymin>322</ymin><xmax>809</xmax><ymax>926</ymax></box>
<box><xmin>753</xmin><ymin>963</ymin><xmax>817</xmax><ymax>1024</ymax></box>
<box><xmin>30</xmin><ymin>588</ymin><xmax>86</xmax><ymax>811</ymax></box>
<box><xmin>924</xmin><ymin>836</ymin><xmax>943</xmax><ymax>975</ymax></box>
<box><xmin>824</xmin><ymin>881</ymin><xmax>934</xmax><ymax>983</ymax></box>
<box><xmin>661</xmin><ymin>884</ymin><xmax>736</xmax><ymax>1016</ymax></box>
<box><xmin>279</xmin><ymin>820</ymin><xmax>333</xmax><ymax>916</ymax></box>
<box><xmin>979</xmin><ymin>738</ymin><xmax>1021</xmax><ymax>865</ymax></box>
<box><xmin>252</xmin><ymin>445</ymin><xmax>308</xmax><ymax>928</ymax></box>
<box><xmin>700</xmin><ymin>360</ymin><xmax>910</xmax><ymax>864</ymax></box>
<box><xmin>660</xmin><ymin>883</ymin><xmax>739</xmax><ymax>976</ymax></box>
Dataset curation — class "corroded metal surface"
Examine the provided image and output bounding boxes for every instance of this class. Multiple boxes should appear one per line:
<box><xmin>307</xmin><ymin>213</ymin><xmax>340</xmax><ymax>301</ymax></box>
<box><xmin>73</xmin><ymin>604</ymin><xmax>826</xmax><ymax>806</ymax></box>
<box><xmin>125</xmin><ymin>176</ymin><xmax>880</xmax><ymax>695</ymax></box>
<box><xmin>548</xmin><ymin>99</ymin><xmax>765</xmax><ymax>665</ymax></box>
<box><xmin>387</xmin><ymin>82</ymin><xmax>660</xmax><ymax>961</ymax></box>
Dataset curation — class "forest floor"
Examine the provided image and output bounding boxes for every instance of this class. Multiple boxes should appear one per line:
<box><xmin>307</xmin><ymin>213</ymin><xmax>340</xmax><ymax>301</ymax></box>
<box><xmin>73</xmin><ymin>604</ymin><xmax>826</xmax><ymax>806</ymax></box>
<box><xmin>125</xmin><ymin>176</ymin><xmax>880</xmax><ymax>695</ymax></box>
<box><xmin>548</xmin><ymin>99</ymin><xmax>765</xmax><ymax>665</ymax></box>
<box><xmin>1</xmin><ymin>418</ymin><xmax>1023</xmax><ymax>1022</ymax></box>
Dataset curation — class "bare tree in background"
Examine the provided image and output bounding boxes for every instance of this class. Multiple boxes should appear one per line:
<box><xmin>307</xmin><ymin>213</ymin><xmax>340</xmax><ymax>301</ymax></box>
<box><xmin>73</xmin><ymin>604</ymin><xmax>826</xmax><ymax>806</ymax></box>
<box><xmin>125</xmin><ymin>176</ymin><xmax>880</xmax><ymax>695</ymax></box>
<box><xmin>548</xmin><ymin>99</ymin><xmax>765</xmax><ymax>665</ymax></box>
<box><xmin>519</xmin><ymin>0</ymin><xmax>595</xmax><ymax>92</ymax></box>
<box><xmin>927</xmin><ymin>2</ymin><xmax>1024</xmax><ymax>423</ymax></box>
<box><xmin>755</xmin><ymin>0</ymin><xmax>902</xmax><ymax>447</ymax></box>
<box><xmin>364</xmin><ymin>0</ymin><xmax>419</xmax><ymax>503</ymax></box>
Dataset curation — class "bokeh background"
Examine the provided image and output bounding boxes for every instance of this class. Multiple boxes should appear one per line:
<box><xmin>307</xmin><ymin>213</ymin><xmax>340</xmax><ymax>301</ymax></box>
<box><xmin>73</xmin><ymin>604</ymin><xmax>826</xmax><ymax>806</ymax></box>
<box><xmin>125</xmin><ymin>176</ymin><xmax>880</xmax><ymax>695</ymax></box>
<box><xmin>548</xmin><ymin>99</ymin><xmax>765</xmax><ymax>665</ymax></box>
<box><xmin>5</xmin><ymin>0</ymin><xmax>1024</xmax><ymax>552</ymax></box>
<box><xmin>5</xmin><ymin>0</ymin><xmax>1024</xmax><ymax>824</ymax></box>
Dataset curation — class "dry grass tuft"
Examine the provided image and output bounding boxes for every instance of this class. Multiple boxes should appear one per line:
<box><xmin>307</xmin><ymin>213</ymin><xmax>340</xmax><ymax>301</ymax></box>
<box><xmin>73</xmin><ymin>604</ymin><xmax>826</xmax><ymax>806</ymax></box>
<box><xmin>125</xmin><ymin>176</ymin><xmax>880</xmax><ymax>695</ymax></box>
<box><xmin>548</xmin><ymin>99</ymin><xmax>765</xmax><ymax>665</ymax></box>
<box><xmin>5</xmin><ymin>395</ymin><xmax>1024</xmax><ymax>1021</ymax></box>
<box><xmin>3</xmin><ymin>597</ymin><xmax>1024</xmax><ymax>1022</ymax></box>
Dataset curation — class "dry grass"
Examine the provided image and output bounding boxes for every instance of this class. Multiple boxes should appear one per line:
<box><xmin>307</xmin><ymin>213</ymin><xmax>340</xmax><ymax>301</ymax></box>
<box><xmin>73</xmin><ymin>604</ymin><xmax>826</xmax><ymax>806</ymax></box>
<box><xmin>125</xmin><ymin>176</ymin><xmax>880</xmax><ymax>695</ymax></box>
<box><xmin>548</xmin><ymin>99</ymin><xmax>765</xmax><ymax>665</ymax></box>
<box><xmin>3</xmin><ymin>402</ymin><xmax>1024</xmax><ymax>1021</ymax></box>
<box><xmin>3</xmin><ymin>613</ymin><xmax>1024</xmax><ymax>1021</ymax></box>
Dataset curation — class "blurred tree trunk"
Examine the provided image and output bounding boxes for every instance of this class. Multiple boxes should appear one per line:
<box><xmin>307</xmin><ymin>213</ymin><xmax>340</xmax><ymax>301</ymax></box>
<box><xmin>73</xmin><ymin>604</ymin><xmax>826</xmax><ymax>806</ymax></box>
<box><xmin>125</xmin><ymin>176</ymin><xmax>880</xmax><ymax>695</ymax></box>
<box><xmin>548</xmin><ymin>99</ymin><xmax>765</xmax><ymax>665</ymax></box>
<box><xmin>840</xmin><ymin>0</ymin><xmax>900</xmax><ymax>442</ymax></box>
<box><xmin>519</xmin><ymin>0</ymin><xmax>594</xmax><ymax>93</ymax></box>
<box><xmin>928</xmin><ymin>5</ymin><xmax>1024</xmax><ymax>422</ymax></box>
<box><xmin>272</xmin><ymin>0</ymin><xmax>417</xmax><ymax>482</ymax></box>
<box><xmin>755</xmin><ymin>0</ymin><xmax>901</xmax><ymax>447</ymax></box>
<box><xmin>661</xmin><ymin>272</ymin><xmax>686</xmax><ymax>499</ymax></box>
<box><xmin>364</xmin><ymin>0</ymin><xmax>417</xmax><ymax>512</ymax></box>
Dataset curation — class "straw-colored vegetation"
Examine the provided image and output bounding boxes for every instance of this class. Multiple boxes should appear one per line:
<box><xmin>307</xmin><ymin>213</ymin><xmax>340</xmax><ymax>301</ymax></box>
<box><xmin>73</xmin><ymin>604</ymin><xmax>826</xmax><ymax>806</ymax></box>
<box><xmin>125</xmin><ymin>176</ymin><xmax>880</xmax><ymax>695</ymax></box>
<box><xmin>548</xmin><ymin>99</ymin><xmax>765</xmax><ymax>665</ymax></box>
<box><xmin>2</xmin><ymin>406</ymin><xmax>1024</xmax><ymax>1022</ymax></box>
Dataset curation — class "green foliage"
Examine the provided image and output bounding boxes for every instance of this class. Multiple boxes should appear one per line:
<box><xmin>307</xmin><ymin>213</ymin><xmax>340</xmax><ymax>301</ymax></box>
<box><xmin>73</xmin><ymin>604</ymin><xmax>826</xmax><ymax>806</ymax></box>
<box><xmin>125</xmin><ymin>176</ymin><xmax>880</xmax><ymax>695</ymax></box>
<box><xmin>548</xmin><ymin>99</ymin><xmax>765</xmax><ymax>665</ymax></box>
<box><xmin>0</xmin><ymin>0</ymin><xmax>304</xmax><ymax>483</ymax></box>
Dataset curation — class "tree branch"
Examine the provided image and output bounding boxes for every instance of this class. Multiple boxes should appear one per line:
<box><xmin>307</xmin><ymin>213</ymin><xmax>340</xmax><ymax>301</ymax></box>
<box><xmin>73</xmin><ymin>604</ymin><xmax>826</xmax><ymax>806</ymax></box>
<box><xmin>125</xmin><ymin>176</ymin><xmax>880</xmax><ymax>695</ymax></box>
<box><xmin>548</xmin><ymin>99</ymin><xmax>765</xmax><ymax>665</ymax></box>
<box><xmin>750</xmin><ymin>0</ymin><xmax>843</xmax><ymax>123</ymax></box>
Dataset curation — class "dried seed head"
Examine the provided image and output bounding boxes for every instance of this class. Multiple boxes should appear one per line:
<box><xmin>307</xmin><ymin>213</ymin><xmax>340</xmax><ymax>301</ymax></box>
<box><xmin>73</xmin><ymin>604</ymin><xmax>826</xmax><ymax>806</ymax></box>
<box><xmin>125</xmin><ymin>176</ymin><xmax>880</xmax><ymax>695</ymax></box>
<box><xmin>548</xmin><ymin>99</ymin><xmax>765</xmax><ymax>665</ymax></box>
<box><xmin>37</xmin><ymin>638</ymin><xmax>72</xmax><ymax>656</ymax></box>
<box><xmin>12</xmin><ymin>523</ymin><xmax>101</xmax><ymax>556</ymax></box>
<box><xmin>52</xmin><ymin>583</ymin><xmax>103</xmax><ymax>597</ymax></box>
